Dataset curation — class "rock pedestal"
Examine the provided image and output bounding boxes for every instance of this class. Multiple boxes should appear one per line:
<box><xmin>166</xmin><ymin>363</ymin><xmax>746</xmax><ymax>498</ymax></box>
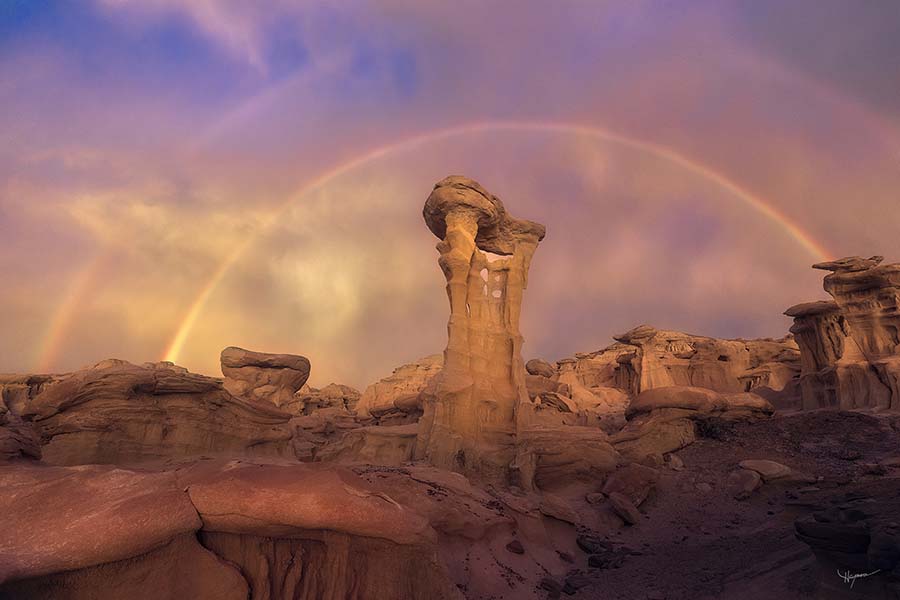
<box><xmin>415</xmin><ymin>176</ymin><xmax>545</xmax><ymax>483</ymax></box>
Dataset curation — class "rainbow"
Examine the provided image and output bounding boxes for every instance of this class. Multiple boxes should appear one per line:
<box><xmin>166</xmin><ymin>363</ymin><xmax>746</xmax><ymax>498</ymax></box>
<box><xmin>160</xmin><ymin>120</ymin><xmax>832</xmax><ymax>364</ymax></box>
<box><xmin>35</xmin><ymin>253</ymin><xmax>109</xmax><ymax>372</ymax></box>
<box><xmin>34</xmin><ymin>120</ymin><xmax>833</xmax><ymax>371</ymax></box>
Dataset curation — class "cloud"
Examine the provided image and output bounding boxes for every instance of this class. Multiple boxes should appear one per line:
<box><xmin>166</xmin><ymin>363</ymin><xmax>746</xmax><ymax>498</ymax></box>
<box><xmin>2</xmin><ymin>1</ymin><xmax>899</xmax><ymax>388</ymax></box>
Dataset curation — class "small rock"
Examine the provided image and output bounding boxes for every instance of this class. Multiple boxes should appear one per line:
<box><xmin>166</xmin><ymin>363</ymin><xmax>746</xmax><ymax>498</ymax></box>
<box><xmin>585</xmin><ymin>492</ymin><xmax>606</xmax><ymax>505</ymax></box>
<box><xmin>576</xmin><ymin>534</ymin><xmax>609</xmax><ymax>554</ymax></box>
<box><xmin>640</xmin><ymin>453</ymin><xmax>665</xmax><ymax>468</ymax></box>
<box><xmin>666</xmin><ymin>454</ymin><xmax>685</xmax><ymax>471</ymax></box>
<box><xmin>603</xmin><ymin>463</ymin><xmax>659</xmax><ymax>507</ymax></box>
<box><xmin>506</xmin><ymin>539</ymin><xmax>525</xmax><ymax>554</ymax></box>
<box><xmin>738</xmin><ymin>459</ymin><xmax>793</xmax><ymax>481</ymax></box>
<box><xmin>539</xmin><ymin>577</ymin><xmax>563</xmax><ymax>598</ymax></box>
<box><xmin>588</xmin><ymin>550</ymin><xmax>627</xmax><ymax>569</ymax></box>
<box><xmin>862</xmin><ymin>463</ymin><xmax>888</xmax><ymax>476</ymax></box>
<box><xmin>540</xmin><ymin>494</ymin><xmax>580</xmax><ymax>524</ymax></box>
<box><xmin>729</xmin><ymin>468</ymin><xmax>762</xmax><ymax>500</ymax></box>
<box><xmin>608</xmin><ymin>492</ymin><xmax>642</xmax><ymax>525</ymax></box>
<box><xmin>696</xmin><ymin>482</ymin><xmax>713</xmax><ymax>493</ymax></box>
<box><xmin>557</xmin><ymin>551</ymin><xmax>575</xmax><ymax>563</ymax></box>
<box><xmin>563</xmin><ymin>574</ymin><xmax>591</xmax><ymax>593</ymax></box>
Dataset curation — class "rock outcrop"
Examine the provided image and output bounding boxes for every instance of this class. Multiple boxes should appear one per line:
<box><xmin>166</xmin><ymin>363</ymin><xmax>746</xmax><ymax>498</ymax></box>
<box><xmin>220</xmin><ymin>346</ymin><xmax>311</xmax><ymax>408</ymax></box>
<box><xmin>610</xmin><ymin>386</ymin><xmax>774</xmax><ymax>460</ymax></box>
<box><xmin>553</xmin><ymin>327</ymin><xmax>801</xmax><ymax>409</ymax></box>
<box><xmin>786</xmin><ymin>256</ymin><xmax>900</xmax><ymax>411</ymax></box>
<box><xmin>290</xmin><ymin>383</ymin><xmax>361</xmax><ymax>415</ymax></box>
<box><xmin>17</xmin><ymin>359</ymin><xmax>298</xmax><ymax>465</ymax></box>
<box><xmin>415</xmin><ymin>176</ymin><xmax>546</xmax><ymax>483</ymax></box>
<box><xmin>356</xmin><ymin>354</ymin><xmax>443</xmax><ymax>424</ymax></box>
<box><xmin>0</xmin><ymin>461</ymin><xmax>462</xmax><ymax>600</ymax></box>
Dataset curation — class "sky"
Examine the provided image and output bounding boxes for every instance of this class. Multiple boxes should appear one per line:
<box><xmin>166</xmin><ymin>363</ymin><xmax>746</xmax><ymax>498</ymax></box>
<box><xmin>2</xmin><ymin>0</ymin><xmax>899</xmax><ymax>388</ymax></box>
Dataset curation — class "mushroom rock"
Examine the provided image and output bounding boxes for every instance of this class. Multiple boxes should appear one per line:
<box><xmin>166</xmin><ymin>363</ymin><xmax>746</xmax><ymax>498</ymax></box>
<box><xmin>415</xmin><ymin>176</ymin><xmax>546</xmax><ymax>483</ymax></box>
<box><xmin>220</xmin><ymin>346</ymin><xmax>311</xmax><ymax>408</ymax></box>
<box><xmin>786</xmin><ymin>257</ymin><xmax>900</xmax><ymax>411</ymax></box>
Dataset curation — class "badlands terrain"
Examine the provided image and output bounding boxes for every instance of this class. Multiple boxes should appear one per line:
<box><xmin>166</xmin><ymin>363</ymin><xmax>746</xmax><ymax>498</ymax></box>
<box><xmin>2</xmin><ymin>177</ymin><xmax>899</xmax><ymax>599</ymax></box>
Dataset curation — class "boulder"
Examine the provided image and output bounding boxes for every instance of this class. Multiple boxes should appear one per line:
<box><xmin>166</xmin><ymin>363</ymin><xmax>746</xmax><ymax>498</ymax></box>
<box><xmin>525</xmin><ymin>358</ymin><xmax>556</xmax><ymax>378</ymax></box>
<box><xmin>738</xmin><ymin>459</ymin><xmax>793</xmax><ymax>481</ymax></box>
<box><xmin>728</xmin><ymin>469</ymin><xmax>762</xmax><ymax>499</ymax></box>
<box><xmin>220</xmin><ymin>346</ymin><xmax>310</xmax><ymax>408</ymax></box>
<box><xmin>608</xmin><ymin>492</ymin><xmax>642</xmax><ymax>525</ymax></box>
<box><xmin>602</xmin><ymin>463</ymin><xmax>659</xmax><ymax>507</ymax></box>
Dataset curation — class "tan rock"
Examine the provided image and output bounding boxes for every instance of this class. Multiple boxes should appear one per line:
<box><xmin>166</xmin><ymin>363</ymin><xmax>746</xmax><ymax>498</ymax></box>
<box><xmin>786</xmin><ymin>256</ymin><xmax>900</xmax><ymax>411</ymax></box>
<box><xmin>602</xmin><ymin>463</ymin><xmax>659</xmax><ymax>507</ymax></box>
<box><xmin>526</xmin><ymin>359</ymin><xmax>556</xmax><ymax>378</ymax></box>
<box><xmin>316</xmin><ymin>423</ymin><xmax>418</xmax><ymax>465</ymax></box>
<box><xmin>20</xmin><ymin>360</ymin><xmax>297</xmax><ymax>465</ymax></box>
<box><xmin>416</xmin><ymin>176</ymin><xmax>547</xmax><ymax>484</ymax></box>
<box><xmin>738</xmin><ymin>459</ymin><xmax>792</xmax><ymax>481</ymax></box>
<box><xmin>356</xmin><ymin>354</ymin><xmax>442</xmax><ymax>421</ymax></box>
<box><xmin>728</xmin><ymin>468</ymin><xmax>762</xmax><ymax>499</ymax></box>
<box><xmin>220</xmin><ymin>346</ymin><xmax>310</xmax><ymax>408</ymax></box>
<box><xmin>608</xmin><ymin>491</ymin><xmax>642</xmax><ymax>525</ymax></box>
<box><xmin>290</xmin><ymin>382</ymin><xmax>361</xmax><ymax>415</ymax></box>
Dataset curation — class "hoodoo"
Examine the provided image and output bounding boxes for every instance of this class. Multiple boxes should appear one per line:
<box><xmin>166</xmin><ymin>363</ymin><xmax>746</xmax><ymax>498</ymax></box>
<box><xmin>415</xmin><ymin>176</ymin><xmax>546</xmax><ymax>483</ymax></box>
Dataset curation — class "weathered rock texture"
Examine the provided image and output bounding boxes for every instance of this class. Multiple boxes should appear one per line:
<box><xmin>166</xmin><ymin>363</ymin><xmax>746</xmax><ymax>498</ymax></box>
<box><xmin>220</xmin><ymin>346</ymin><xmax>311</xmax><ymax>408</ymax></box>
<box><xmin>17</xmin><ymin>359</ymin><xmax>297</xmax><ymax>465</ymax></box>
<box><xmin>415</xmin><ymin>176</ymin><xmax>546</xmax><ymax>483</ymax></box>
<box><xmin>290</xmin><ymin>383</ymin><xmax>361</xmax><ymax>415</ymax></box>
<box><xmin>356</xmin><ymin>354</ymin><xmax>443</xmax><ymax>424</ymax></box>
<box><xmin>0</xmin><ymin>461</ymin><xmax>463</xmax><ymax>600</ymax></box>
<box><xmin>552</xmin><ymin>326</ymin><xmax>801</xmax><ymax>409</ymax></box>
<box><xmin>610</xmin><ymin>386</ymin><xmax>774</xmax><ymax>460</ymax></box>
<box><xmin>786</xmin><ymin>256</ymin><xmax>900</xmax><ymax>411</ymax></box>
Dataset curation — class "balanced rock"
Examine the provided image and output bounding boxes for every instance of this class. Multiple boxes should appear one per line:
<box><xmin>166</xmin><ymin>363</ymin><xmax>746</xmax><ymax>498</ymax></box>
<box><xmin>526</xmin><ymin>358</ymin><xmax>556</xmax><ymax>378</ymax></box>
<box><xmin>221</xmin><ymin>346</ymin><xmax>311</xmax><ymax>408</ymax></box>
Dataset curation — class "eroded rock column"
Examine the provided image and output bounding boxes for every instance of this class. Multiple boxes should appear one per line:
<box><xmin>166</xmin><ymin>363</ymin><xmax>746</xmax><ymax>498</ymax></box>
<box><xmin>415</xmin><ymin>176</ymin><xmax>545</xmax><ymax>483</ymax></box>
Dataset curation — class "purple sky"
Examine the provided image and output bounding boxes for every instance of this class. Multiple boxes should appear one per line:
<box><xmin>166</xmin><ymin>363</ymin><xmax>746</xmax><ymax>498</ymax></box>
<box><xmin>2</xmin><ymin>1</ymin><xmax>899</xmax><ymax>387</ymax></box>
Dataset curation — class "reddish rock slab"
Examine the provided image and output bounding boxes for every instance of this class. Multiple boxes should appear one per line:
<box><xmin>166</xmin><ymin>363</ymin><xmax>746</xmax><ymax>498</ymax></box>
<box><xmin>0</xmin><ymin>463</ymin><xmax>200</xmax><ymax>584</ymax></box>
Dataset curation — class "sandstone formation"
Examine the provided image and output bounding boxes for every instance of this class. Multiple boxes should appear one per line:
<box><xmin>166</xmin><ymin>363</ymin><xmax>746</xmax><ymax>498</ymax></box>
<box><xmin>786</xmin><ymin>256</ymin><xmax>900</xmax><ymax>411</ymax></box>
<box><xmin>0</xmin><ymin>461</ymin><xmax>462</xmax><ymax>600</ymax></box>
<box><xmin>610</xmin><ymin>386</ymin><xmax>774</xmax><ymax>460</ymax></box>
<box><xmin>415</xmin><ymin>176</ymin><xmax>546</xmax><ymax>483</ymax></box>
<box><xmin>18</xmin><ymin>359</ymin><xmax>297</xmax><ymax>465</ymax></box>
<box><xmin>553</xmin><ymin>326</ymin><xmax>801</xmax><ymax>409</ymax></box>
<box><xmin>220</xmin><ymin>346</ymin><xmax>311</xmax><ymax>408</ymax></box>
<box><xmin>290</xmin><ymin>382</ymin><xmax>361</xmax><ymax>415</ymax></box>
<box><xmin>356</xmin><ymin>354</ymin><xmax>442</xmax><ymax>424</ymax></box>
